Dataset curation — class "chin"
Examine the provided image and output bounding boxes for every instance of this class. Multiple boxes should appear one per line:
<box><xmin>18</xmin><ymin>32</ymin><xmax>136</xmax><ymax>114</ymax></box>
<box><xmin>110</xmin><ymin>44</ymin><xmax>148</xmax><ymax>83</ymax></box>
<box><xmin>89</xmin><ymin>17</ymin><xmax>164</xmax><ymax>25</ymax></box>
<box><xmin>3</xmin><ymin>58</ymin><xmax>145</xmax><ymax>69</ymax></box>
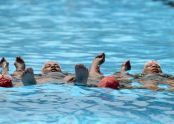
<box><xmin>151</xmin><ymin>70</ymin><xmax>160</xmax><ymax>73</ymax></box>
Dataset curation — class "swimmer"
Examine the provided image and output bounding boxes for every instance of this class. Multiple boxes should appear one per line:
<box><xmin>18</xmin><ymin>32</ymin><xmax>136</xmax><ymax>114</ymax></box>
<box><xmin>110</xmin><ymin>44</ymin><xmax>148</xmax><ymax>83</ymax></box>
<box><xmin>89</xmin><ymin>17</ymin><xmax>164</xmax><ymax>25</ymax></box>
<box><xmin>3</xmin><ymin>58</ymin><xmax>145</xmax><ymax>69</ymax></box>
<box><xmin>135</xmin><ymin>60</ymin><xmax>174</xmax><ymax>91</ymax></box>
<box><xmin>0</xmin><ymin>57</ymin><xmax>70</xmax><ymax>87</ymax></box>
<box><xmin>23</xmin><ymin>53</ymin><xmax>105</xmax><ymax>86</ymax></box>
<box><xmin>39</xmin><ymin>61</ymin><xmax>75</xmax><ymax>83</ymax></box>
<box><xmin>18</xmin><ymin>60</ymin><xmax>75</xmax><ymax>86</ymax></box>
<box><xmin>21</xmin><ymin>64</ymin><xmax>88</xmax><ymax>86</ymax></box>
<box><xmin>89</xmin><ymin>53</ymin><xmax>105</xmax><ymax>79</ymax></box>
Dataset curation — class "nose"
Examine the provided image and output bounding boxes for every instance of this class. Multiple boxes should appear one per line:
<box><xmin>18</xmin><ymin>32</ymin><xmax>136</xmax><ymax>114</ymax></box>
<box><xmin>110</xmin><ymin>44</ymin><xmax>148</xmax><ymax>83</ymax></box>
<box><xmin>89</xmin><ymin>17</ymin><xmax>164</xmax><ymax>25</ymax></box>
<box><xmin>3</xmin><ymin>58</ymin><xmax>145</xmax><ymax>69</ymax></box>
<box><xmin>51</xmin><ymin>66</ymin><xmax>56</xmax><ymax>69</ymax></box>
<box><xmin>151</xmin><ymin>65</ymin><xmax>158</xmax><ymax>68</ymax></box>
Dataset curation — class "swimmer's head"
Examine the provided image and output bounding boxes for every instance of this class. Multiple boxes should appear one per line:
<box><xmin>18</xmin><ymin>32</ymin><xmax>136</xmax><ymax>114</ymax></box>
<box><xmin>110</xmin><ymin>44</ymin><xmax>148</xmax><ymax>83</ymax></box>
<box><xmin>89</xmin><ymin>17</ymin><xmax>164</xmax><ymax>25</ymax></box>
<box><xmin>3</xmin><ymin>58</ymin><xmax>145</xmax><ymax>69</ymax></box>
<box><xmin>42</xmin><ymin>61</ymin><xmax>61</xmax><ymax>74</ymax></box>
<box><xmin>143</xmin><ymin>60</ymin><xmax>162</xmax><ymax>74</ymax></box>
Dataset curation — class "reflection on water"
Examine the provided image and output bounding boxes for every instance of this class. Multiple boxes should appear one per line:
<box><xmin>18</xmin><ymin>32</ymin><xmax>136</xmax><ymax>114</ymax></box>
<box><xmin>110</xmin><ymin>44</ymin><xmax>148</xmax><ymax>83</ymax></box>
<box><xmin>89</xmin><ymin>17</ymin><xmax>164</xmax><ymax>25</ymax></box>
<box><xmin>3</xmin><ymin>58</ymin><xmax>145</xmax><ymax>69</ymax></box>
<box><xmin>0</xmin><ymin>0</ymin><xmax>174</xmax><ymax>123</ymax></box>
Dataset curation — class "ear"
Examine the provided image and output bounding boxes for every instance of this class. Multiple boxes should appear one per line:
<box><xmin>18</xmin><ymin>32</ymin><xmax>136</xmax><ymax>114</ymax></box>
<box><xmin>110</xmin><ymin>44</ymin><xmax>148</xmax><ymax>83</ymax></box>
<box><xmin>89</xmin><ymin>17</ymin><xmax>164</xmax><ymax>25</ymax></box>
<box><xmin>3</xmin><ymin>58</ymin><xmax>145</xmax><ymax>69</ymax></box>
<box><xmin>41</xmin><ymin>65</ymin><xmax>47</xmax><ymax>74</ymax></box>
<box><xmin>120</xmin><ymin>60</ymin><xmax>131</xmax><ymax>72</ymax></box>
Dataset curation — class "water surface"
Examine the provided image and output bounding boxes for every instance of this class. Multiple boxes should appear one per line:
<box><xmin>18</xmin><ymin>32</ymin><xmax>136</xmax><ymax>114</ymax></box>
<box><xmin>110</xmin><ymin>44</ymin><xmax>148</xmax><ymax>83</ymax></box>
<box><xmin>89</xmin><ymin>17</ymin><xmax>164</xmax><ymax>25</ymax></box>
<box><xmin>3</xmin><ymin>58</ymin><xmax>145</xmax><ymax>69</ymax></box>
<box><xmin>0</xmin><ymin>0</ymin><xmax>174</xmax><ymax>123</ymax></box>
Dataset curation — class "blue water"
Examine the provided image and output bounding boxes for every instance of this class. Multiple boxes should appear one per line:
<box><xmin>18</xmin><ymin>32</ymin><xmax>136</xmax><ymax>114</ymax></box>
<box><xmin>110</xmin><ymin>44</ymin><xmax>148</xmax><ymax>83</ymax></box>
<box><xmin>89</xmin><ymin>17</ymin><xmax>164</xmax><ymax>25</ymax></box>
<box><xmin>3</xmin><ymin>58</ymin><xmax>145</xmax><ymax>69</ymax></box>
<box><xmin>0</xmin><ymin>0</ymin><xmax>174</xmax><ymax>123</ymax></box>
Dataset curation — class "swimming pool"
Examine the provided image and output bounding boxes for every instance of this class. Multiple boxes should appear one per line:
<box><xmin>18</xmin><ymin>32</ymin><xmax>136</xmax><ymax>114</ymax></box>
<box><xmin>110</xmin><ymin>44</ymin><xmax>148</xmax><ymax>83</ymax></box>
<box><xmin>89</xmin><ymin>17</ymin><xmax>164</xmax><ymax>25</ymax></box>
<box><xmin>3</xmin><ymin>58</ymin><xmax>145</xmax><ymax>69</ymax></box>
<box><xmin>0</xmin><ymin>0</ymin><xmax>174</xmax><ymax>123</ymax></box>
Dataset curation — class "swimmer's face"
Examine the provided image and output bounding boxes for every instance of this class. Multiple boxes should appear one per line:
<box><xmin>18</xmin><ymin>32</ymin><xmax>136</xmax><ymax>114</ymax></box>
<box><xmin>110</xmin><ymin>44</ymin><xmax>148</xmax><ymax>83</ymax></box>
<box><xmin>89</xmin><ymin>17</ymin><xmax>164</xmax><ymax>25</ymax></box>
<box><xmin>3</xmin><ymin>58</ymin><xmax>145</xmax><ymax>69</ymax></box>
<box><xmin>94</xmin><ymin>53</ymin><xmax>105</xmax><ymax>65</ymax></box>
<box><xmin>143</xmin><ymin>61</ymin><xmax>162</xmax><ymax>74</ymax></box>
<box><xmin>42</xmin><ymin>61</ymin><xmax>61</xmax><ymax>74</ymax></box>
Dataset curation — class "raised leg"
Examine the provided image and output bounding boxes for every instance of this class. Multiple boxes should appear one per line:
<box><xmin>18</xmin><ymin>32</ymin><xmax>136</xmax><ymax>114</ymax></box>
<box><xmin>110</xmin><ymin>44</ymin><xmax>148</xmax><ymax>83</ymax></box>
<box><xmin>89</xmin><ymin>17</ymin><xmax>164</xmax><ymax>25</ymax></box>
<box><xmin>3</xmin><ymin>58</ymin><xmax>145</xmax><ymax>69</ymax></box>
<box><xmin>120</xmin><ymin>60</ymin><xmax>131</xmax><ymax>73</ymax></box>
<box><xmin>89</xmin><ymin>53</ymin><xmax>105</xmax><ymax>79</ymax></box>
<box><xmin>13</xmin><ymin>56</ymin><xmax>26</xmax><ymax>78</ymax></box>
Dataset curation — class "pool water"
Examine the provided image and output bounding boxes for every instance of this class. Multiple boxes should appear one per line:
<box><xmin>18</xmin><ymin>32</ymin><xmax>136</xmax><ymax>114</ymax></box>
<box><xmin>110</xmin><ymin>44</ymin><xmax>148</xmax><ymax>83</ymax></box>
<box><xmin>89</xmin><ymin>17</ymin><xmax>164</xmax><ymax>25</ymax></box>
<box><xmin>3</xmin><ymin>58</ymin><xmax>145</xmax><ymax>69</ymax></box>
<box><xmin>0</xmin><ymin>0</ymin><xmax>174</xmax><ymax>123</ymax></box>
<box><xmin>0</xmin><ymin>84</ymin><xmax>174</xmax><ymax>124</ymax></box>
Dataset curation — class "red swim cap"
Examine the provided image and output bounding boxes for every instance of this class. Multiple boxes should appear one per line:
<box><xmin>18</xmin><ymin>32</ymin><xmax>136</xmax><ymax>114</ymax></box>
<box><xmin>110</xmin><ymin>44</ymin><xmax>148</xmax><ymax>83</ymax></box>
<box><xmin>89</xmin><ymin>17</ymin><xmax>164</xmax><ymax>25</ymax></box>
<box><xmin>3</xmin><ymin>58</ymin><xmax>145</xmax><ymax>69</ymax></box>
<box><xmin>0</xmin><ymin>75</ymin><xmax>13</xmax><ymax>88</ymax></box>
<box><xmin>98</xmin><ymin>76</ymin><xmax>119</xmax><ymax>89</ymax></box>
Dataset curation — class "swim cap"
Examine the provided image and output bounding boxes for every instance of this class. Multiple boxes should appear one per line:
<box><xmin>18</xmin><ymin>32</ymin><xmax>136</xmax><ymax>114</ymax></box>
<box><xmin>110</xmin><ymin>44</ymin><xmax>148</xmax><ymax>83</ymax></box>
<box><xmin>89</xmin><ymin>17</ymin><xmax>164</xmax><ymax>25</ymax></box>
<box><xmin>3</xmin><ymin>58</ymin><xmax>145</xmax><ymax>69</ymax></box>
<box><xmin>0</xmin><ymin>75</ymin><xmax>13</xmax><ymax>88</ymax></box>
<box><xmin>98</xmin><ymin>76</ymin><xmax>119</xmax><ymax>89</ymax></box>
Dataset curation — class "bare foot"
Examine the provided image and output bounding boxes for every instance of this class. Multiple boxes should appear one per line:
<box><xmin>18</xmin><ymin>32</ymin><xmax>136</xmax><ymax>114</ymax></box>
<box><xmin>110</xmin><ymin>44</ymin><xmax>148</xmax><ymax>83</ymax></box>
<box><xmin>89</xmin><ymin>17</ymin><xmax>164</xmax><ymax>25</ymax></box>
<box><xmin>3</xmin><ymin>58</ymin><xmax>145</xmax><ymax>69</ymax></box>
<box><xmin>22</xmin><ymin>68</ymin><xmax>36</xmax><ymax>86</ymax></box>
<box><xmin>13</xmin><ymin>56</ymin><xmax>26</xmax><ymax>78</ymax></box>
<box><xmin>120</xmin><ymin>60</ymin><xmax>131</xmax><ymax>73</ymax></box>
<box><xmin>0</xmin><ymin>57</ymin><xmax>9</xmax><ymax>75</ymax></box>
<box><xmin>15</xmin><ymin>56</ymin><xmax>26</xmax><ymax>70</ymax></box>
<box><xmin>89</xmin><ymin>53</ymin><xmax>105</xmax><ymax>79</ymax></box>
<box><xmin>113</xmin><ymin>60</ymin><xmax>132</xmax><ymax>86</ymax></box>
<box><xmin>75</xmin><ymin>64</ymin><xmax>89</xmax><ymax>86</ymax></box>
<box><xmin>0</xmin><ymin>57</ymin><xmax>7</xmax><ymax>66</ymax></box>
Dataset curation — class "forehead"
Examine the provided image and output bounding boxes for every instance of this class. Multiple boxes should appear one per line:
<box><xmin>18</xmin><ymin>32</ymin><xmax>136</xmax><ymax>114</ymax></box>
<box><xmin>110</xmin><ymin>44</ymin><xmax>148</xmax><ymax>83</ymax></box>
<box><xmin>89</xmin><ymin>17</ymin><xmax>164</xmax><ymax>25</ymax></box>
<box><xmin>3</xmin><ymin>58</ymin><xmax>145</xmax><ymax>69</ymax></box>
<box><xmin>145</xmin><ymin>61</ymin><xmax>160</xmax><ymax>67</ymax></box>
<box><xmin>44</xmin><ymin>61</ymin><xmax>59</xmax><ymax>65</ymax></box>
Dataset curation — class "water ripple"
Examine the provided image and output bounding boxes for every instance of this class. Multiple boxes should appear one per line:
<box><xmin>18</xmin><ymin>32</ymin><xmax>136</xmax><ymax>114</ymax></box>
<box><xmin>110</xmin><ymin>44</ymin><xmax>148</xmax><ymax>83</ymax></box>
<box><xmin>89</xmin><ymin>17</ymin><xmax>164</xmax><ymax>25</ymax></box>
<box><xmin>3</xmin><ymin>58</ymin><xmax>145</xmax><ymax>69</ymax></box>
<box><xmin>0</xmin><ymin>0</ymin><xmax>174</xmax><ymax>123</ymax></box>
